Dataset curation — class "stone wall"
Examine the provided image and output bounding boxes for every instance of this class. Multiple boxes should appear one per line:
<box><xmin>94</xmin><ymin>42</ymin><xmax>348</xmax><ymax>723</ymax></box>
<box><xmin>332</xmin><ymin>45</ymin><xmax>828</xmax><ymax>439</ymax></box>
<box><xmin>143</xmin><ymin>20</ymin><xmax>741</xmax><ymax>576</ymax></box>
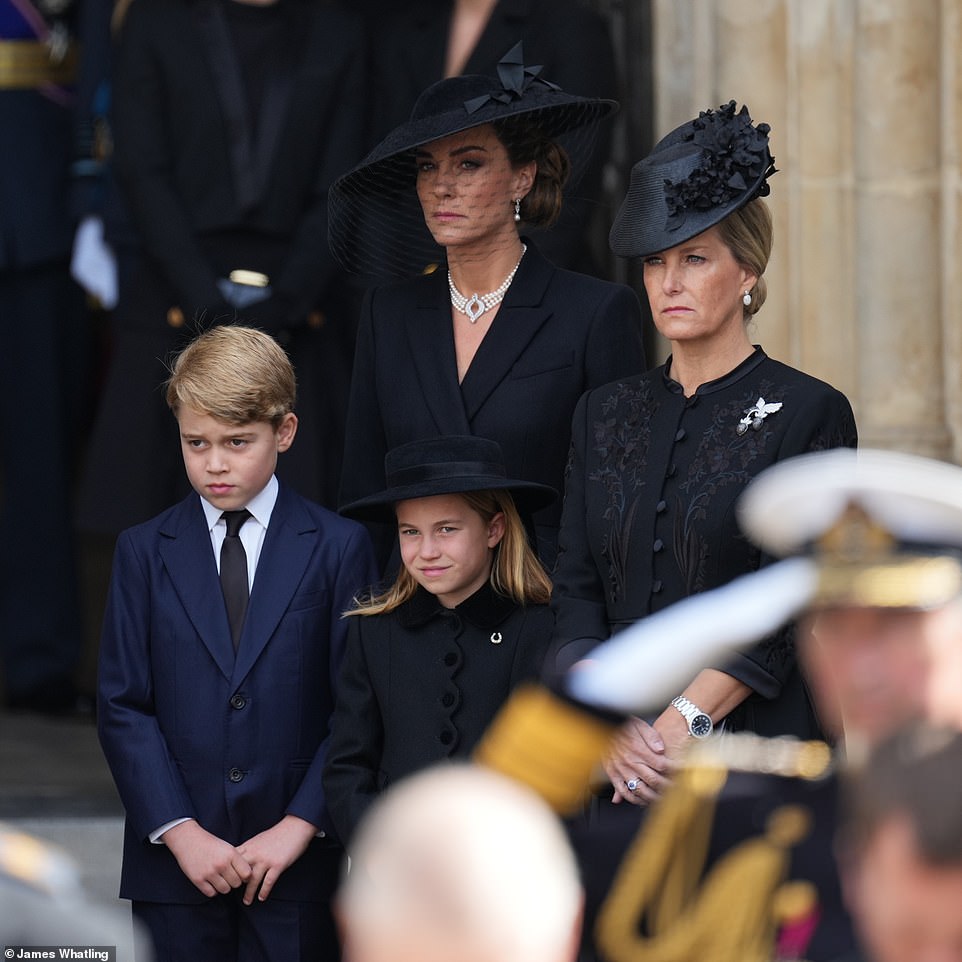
<box><xmin>648</xmin><ymin>0</ymin><xmax>961</xmax><ymax>458</ymax></box>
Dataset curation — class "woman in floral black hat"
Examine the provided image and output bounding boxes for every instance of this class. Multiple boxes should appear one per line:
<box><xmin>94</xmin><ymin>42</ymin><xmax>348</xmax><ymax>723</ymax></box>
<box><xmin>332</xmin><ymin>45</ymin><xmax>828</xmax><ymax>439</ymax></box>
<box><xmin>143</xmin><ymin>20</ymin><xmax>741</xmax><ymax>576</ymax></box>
<box><xmin>331</xmin><ymin>45</ymin><xmax>646</xmax><ymax>570</ymax></box>
<box><xmin>552</xmin><ymin>102</ymin><xmax>858</xmax><ymax>808</ymax></box>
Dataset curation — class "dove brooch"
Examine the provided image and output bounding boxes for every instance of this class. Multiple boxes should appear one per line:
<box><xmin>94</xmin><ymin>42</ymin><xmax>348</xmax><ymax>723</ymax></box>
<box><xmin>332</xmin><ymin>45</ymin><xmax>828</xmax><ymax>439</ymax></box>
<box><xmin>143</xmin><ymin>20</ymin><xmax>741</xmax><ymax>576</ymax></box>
<box><xmin>736</xmin><ymin>397</ymin><xmax>783</xmax><ymax>435</ymax></box>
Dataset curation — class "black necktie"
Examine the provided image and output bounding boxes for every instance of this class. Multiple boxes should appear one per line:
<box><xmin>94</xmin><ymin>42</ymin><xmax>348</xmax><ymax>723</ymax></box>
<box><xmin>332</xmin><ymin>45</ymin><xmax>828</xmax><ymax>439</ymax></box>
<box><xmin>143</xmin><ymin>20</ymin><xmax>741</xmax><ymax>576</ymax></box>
<box><xmin>220</xmin><ymin>509</ymin><xmax>251</xmax><ymax>649</ymax></box>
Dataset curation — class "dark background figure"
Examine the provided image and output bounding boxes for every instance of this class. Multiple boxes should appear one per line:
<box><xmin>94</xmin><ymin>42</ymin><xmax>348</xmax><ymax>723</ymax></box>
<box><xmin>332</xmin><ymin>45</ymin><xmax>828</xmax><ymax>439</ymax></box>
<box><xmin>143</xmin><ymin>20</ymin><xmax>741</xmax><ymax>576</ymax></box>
<box><xmin>0</xmin><ymin>0</ymin><xmax>91</xmax><ymax>713</ymax></box>
<box><xmin>76</xmin><ymin>0</ymin><xmax>369</xmax><ymax>542</ymax></box>
<box><xmin>357</xmin><ymin>0</ymin><xmax>625</xmax><ymax>278</ymax></box>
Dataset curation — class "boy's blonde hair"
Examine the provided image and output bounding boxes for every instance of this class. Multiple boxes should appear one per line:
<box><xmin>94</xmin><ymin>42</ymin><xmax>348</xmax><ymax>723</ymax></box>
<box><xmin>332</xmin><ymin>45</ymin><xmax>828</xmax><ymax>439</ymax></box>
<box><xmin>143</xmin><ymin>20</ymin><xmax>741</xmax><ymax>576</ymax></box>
<box><xmin>165</xmin><ymin>325</ymin><xmax>296</xmax><ymax>426</ymax></box>
<box><xmin>348</xmin><ymin>490</ymin><xmax>551</xmax><ymax>617</ymax></box>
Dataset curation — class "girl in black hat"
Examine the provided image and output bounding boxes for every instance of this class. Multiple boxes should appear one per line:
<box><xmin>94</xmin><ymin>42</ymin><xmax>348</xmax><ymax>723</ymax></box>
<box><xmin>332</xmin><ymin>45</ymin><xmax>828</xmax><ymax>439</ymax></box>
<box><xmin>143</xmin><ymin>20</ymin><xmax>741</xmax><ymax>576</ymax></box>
<box><xmin>324</xmin><ymin>436</ymin><xmax>556</xmax><ymax>844</ymax></box>
<box><xmin>330</xmin><ymin>45</ymin><xmax>646</xmax><ymax>569</ymax></box>
<box><xmin>552</xmin><ymin>102</ymin><xmax>859</xmax><ymax>808</ymax></box>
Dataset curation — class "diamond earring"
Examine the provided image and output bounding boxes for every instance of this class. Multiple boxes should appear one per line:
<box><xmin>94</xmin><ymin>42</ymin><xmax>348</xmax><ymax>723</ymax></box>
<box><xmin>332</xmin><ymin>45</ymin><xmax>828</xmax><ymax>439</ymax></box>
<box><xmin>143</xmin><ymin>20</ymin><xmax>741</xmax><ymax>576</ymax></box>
<box><xmin>514</xmin><ymin>198</ymin><xmax>521</xmax><ymax>223</ymax></box>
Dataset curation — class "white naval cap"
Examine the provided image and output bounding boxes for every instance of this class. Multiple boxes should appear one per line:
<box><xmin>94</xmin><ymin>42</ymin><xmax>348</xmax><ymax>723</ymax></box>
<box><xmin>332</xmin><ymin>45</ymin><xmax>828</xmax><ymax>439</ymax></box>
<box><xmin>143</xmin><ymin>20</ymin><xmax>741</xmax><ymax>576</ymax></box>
<box><xmin>738</xmin><ymin>447</ymin><xmax>962</xmax><ymax>610</ymax></box>
<box><xmin>738</xmin><ymin>447</ymin><xmax>962</xmax><ymax>557</ymax></box>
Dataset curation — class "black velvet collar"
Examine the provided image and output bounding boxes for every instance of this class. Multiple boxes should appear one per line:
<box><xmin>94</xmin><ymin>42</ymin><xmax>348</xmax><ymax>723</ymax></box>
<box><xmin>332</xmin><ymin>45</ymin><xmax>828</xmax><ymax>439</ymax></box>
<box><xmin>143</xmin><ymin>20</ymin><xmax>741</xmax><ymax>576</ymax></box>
<box><xmin>397</xmin><ymin>582</ymin><xmax>517</xmax><ymax>629</ymax></box>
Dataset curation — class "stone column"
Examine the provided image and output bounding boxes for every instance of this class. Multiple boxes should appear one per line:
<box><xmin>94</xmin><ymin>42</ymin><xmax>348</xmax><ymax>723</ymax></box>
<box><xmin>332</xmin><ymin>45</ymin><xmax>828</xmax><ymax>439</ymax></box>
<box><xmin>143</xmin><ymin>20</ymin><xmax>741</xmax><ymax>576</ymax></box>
<box><xmin>853</xmin><ymin>0</ymin><xmax>945</xmax><ymax>455</ymax></box>
<box><xmin>942</xmin><ymin>0</ymin><xmax>962</xmax><ymax>461</ymax></box>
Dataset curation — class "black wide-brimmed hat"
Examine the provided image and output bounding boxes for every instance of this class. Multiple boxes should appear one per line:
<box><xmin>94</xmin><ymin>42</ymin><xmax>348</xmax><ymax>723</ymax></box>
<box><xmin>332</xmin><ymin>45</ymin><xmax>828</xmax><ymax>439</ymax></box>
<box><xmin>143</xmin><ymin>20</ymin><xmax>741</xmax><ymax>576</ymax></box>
<box><xmin>329</xmin><ymin>43</ymin><xmax>616</xmax><ymax>278</ymax></box>
<box><xmin>609</xmin><ymin>101</ymin><xmax>777</xmax><ymax>259</ymax></box>
<box><xmin>339</xmin><ymin>436</ymin><xmax>557</xmax><ymax>523</ymax></box>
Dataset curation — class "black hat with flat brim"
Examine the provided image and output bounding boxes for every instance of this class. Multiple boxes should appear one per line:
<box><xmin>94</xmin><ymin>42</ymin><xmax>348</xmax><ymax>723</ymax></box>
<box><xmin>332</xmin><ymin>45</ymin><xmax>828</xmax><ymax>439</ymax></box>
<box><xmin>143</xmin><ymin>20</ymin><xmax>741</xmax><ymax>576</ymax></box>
<box><xmin>339</xmin><ymin>435</ymin><xmax>557</xmax><ymax>523</ymax></box>
<box><xmin>609</xmin><ymin>101</ymin><xmax>777</xmax><ymax>259</ymax></box>
<box><xmin>328</xmin><ymin>43</ymin><xmax>616</xmax><ymax>278</ymax></box>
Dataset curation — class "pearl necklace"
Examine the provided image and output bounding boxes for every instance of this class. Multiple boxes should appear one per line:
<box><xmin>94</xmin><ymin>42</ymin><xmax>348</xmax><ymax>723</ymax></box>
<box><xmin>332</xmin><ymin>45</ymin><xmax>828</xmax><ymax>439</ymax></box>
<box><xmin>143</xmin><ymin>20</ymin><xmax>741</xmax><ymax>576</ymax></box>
<box><xmin>448</xmin><ymin>244</ymin><xmax>527</xmax><ymax>323</ymax></box>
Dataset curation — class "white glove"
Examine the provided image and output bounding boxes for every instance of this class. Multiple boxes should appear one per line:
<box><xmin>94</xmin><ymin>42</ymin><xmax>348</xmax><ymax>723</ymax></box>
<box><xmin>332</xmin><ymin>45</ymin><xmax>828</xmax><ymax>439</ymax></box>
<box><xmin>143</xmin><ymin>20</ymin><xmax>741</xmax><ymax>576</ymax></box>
<box><xmin>70</xmin><ymin>215</ymin><xmax>118</xmax><ymax>309</ymax></box>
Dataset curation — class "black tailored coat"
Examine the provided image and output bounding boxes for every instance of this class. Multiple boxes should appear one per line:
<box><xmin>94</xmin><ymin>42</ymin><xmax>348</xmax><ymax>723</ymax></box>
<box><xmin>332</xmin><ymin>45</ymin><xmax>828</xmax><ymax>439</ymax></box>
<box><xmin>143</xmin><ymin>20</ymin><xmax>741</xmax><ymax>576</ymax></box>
<box><xmin>111</xmin><ymin>0</ymin><xmax>365</xmax><ymax>327</ymax></box>
<box><xmin>339</xmin><ymin>242</ymin><xmax>646</xmax><ymax>567</ymax></box>
<box><xmin>323</xmin><ymin>584</ymin><xmax>554</xmax><ymax>843</ymax></box>
<box><xmin>552</xmin><ymin>348</ymin><xmax>858</xmax><ymax>736</ymax></box>
<box><xmin>359</xmin><ymin>0</ymin><xmax>624</xmax><ymax>275</ymax></box>
<box><xmin>77</xmin><ymin>0</ymin><xmax>368</xmax><ymax>532</ymax></box>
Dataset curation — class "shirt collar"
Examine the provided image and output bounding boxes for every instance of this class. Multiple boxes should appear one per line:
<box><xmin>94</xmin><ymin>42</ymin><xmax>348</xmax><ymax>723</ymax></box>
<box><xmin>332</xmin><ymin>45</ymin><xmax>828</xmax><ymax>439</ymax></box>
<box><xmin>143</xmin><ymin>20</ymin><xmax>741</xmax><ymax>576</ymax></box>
<box><xmin>200</xmin><ymin>475</ymin><xmax>279</xmax><ymax>531</ymax></box>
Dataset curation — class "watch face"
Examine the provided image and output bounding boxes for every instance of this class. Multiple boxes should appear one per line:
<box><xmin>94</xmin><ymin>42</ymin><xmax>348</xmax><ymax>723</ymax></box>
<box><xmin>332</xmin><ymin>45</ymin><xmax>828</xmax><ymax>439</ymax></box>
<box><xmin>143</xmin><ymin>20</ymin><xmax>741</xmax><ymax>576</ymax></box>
<box><xmin>690</xmin><ymin>713</ymin><xmax>713</xmax><ymax>738</ymax></box>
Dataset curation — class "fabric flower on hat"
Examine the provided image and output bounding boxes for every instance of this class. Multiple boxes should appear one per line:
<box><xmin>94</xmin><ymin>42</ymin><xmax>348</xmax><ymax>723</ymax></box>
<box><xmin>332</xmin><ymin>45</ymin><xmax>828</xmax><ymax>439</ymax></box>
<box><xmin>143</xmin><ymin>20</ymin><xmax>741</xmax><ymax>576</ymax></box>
<box><xmin>663</xmin><ymin>101</ymin><xmax>778</xmax><ymax>231</ymax></box>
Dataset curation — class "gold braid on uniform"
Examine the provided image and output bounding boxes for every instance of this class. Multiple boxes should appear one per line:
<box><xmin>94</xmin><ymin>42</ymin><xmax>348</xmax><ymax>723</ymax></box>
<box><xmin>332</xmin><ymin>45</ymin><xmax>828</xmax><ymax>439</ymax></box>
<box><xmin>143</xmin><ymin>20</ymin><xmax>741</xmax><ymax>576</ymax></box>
<box><xmin>595</xmin><ymin>734</ymin><xmax>832</xmax><ymax>962</ymax></box>
<box><xmin>474</xmin><ymin>684</ymin><xmax>619</xmax><ymax>815</ymax></box>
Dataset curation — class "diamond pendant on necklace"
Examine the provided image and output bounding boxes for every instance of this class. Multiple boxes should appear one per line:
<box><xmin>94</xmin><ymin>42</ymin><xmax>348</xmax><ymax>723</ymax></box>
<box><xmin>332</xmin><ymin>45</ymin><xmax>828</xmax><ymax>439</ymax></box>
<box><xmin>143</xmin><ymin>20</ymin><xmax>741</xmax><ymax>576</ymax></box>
<box><xmin>449</xmin><ymin>244</ymin><xmax>527</xmax><ymax>323</ymax></box>
<box><xmin>464</xmin><ymin>294</ymin><xmax>485</xmax><ymax>323</ymax></box>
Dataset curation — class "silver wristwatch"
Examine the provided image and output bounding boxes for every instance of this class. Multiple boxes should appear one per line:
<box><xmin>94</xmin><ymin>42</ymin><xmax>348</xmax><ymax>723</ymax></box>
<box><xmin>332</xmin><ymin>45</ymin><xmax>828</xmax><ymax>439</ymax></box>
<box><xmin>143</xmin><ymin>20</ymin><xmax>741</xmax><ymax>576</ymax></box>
<box><xmin>671</xmin><ymin>695</ymin><xmax>714</xmax><ymax>738</ymax></box>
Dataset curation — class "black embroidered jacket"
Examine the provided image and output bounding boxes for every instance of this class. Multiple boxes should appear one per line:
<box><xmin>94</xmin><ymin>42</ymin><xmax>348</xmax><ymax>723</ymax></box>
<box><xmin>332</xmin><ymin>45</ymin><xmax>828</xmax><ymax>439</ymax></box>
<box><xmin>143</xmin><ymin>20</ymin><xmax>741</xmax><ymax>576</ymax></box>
<box><xmin>552</xmin><ymin>348</ymin><xmax>857</xmax><ymax>736</ymax></box>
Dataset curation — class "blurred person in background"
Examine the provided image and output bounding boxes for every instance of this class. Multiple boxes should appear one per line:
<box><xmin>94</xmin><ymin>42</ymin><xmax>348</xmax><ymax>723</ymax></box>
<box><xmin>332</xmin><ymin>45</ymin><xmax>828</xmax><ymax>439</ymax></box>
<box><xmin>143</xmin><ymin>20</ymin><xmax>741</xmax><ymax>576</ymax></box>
<box><xmin>76</xmin><ymin>0</ymin><xmax>368</xmax><ymax>543</ymax></box>
<box><xmin>336</xmin><ymin>763</ymin><xmax>583</xmax><ymax>962</ymax></box>
<box><xmin>0</xmin><ymin>0</ymin><xmax>90</xmax><ymax>714</ymax></box>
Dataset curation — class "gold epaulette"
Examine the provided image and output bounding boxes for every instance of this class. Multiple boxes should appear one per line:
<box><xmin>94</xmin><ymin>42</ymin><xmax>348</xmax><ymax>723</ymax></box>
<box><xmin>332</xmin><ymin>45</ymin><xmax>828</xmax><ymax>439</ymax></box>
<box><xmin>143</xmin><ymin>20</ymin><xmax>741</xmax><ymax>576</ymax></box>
<box><xmin>474</xmin><ymin>684</ymin><xmax>618</xmax><ymax>815</ymax></box>
<box><xmin>0</xmin><ymin>40</ymin><xmax>79</xmax><ymax>89</ymax></box>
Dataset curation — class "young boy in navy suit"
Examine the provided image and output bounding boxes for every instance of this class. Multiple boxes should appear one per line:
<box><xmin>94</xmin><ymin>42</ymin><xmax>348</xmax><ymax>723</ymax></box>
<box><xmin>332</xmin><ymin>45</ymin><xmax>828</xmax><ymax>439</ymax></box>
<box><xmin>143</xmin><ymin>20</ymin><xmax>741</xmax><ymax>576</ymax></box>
<box><xmin>97</xmin><ymin>325</ymin><xmax>376</xmax><ymax>961</ymax></box>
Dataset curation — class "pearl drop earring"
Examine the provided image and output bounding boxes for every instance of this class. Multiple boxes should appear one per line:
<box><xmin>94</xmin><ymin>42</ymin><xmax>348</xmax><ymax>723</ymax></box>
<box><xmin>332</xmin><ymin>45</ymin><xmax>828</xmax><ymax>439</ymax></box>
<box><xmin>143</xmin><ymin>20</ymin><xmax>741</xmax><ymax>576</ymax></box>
<box><xmin>742</xmin><ymin>290</ymin><xmax>752</xmax><ymax>307</ymax></box>
<box><xmin>513</xmin><ymin>198</ymin><xmax>521</xmax><ymax>223</ymax></box>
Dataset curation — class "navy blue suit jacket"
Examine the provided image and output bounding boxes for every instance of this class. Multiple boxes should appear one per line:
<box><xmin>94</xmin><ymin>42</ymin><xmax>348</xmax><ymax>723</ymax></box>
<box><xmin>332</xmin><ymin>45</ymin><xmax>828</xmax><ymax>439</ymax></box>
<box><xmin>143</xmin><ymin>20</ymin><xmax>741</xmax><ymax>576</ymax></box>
<box><xmin>98</xmin><ymin>483</ymin><xmax>376</xmax><ymax>903</ymax></box>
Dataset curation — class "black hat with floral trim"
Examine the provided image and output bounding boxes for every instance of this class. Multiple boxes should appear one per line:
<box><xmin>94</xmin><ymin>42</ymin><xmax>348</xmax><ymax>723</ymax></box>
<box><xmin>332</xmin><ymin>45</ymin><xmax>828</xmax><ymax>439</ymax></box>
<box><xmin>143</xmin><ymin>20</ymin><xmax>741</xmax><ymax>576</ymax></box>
<box><xmin>609</xmin><ymin>101</ymin><xmax>777</xmax><ymax>259</ymax></box>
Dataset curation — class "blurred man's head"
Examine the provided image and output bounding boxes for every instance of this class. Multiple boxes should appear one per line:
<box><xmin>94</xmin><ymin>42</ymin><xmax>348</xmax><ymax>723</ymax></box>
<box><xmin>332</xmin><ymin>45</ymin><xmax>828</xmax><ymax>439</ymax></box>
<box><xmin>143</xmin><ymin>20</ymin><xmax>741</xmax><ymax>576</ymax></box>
<box><xmin>336</xmin><ymin>764</ymin><xmax>583</xmax><ymax>962</ymax></box>
<box><xmin>739</xmin><ymin>448</ymin><xmax>962</xmax><ymax>755</ymax></box>
<box><xmin>838</xmin><ymin>726</ymin><xmax>962</xmax><ymax>962</ymax></box>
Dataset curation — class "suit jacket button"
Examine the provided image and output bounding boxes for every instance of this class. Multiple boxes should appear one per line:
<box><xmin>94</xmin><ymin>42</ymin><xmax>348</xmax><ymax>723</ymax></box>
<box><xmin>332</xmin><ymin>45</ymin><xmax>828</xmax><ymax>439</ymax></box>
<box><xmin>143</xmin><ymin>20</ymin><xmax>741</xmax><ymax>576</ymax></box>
<box><xmin>230</xmin><ymin>694</ymin><xmax>246</xmax><ymax>710</ymax></box>
<box><xmin>443</xmin><ymin>652</ymin><xmax>458</xmax><ymax>667</ymax></box>
<box><xmin>228</xmin><ymin>768</ymin><xmax>244</xmax><ymax>783</ymax></box>
<box><xmin>653</xmin><ymin>538</ymin><xmax>664</xmax><ymax>552</ymax></box>
<box><xmin>439</xmin><ymin>731</ymin><xmax>454</xmax><ymax>746</ymax></box>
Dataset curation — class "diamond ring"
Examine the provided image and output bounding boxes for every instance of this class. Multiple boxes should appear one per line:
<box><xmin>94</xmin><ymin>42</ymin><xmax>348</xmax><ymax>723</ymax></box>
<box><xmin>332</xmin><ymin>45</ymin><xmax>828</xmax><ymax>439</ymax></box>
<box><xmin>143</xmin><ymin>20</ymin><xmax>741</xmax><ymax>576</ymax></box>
<box><xmin>625</xmin><ymin>778</ymin><xmax>640</xmax><ymax>792</ymax></box>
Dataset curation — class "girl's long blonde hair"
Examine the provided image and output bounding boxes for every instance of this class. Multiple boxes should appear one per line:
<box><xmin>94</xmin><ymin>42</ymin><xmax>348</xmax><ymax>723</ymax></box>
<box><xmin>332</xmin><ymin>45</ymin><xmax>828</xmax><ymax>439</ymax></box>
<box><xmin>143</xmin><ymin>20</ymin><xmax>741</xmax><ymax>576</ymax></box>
<box><xmin>347</xmin><ymin>490</ymin><xmax>551</xmax><ymax>617</ymax></box>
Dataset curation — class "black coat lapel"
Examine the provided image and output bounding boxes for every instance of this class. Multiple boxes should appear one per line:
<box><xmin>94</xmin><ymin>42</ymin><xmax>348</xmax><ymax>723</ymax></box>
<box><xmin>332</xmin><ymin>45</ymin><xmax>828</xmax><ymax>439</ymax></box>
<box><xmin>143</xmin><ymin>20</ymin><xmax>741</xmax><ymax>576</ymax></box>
<box><xmin>405</xmin><ymin>274</ymin><xmax>472</xmax><ymax>434</ymax></box>
<box><xmin>248</xmin><ymin>5</ymin><xmax>305</xmax><ymax>208</ymax></box>
<box><xmin>194</xmin><ymin>0</ymin><xmax>258</xmax><ymax>211</ymax></box>
<box><xmin>458</xmin><ymin>242</ymin><xmax>555</xmax><ymax>420</ymax></box>
<box><xmin>193</xmin><ymin>0</ymin><xmax>303</xmax><ymax>214</ymax></box>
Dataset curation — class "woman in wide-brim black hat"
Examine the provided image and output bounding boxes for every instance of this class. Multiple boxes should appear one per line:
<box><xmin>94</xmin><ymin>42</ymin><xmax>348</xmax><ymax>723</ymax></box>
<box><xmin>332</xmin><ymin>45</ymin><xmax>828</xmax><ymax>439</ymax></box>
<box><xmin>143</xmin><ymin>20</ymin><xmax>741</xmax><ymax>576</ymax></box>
<box><xmin>334</xmin><ymin>44</ymin><xmax>646</xmax><ymax>571</ymax></box>
<box><xmin>325</xmin><ymin>435</ymin><xmax>557</xmax><ymax>843</ymax></box>
<box><xmin>551</xmin><ymin>101</ymin><xmax>859</xmax><ymax>809</ymax></box>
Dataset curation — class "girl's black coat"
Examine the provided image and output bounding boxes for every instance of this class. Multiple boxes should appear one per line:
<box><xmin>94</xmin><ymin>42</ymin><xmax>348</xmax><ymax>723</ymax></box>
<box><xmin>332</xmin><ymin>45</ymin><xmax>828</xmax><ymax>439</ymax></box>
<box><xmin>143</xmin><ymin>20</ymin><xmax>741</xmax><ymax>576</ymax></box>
<box><xmin>324</xmin><ymin>584</ymin><xmax>553</xmax><ymax>842</ymax></box>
